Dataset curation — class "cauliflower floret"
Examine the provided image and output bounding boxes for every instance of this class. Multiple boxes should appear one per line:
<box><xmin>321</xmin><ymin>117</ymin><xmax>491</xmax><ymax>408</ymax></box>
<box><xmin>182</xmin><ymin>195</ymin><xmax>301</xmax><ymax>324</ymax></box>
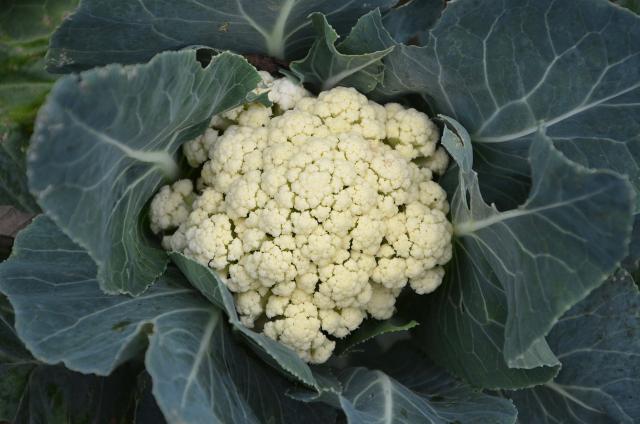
<box><xmin>418</xmin><ymin>181</ymin><xmax>450</xmax><ymax>214</ymax></box>
<box><xmin>192</xmin><ymin>188</ymin><xmax>224</xmax><ymax>215</ymax></box>
<box><xmin>248</xmin><ymin>241</ymin><xmax>297</xmax><ymax>288</ymax></box>
<box><xmin>209</xmin><ymin>114</ymin><xmax>228</xmax><ymax>130</ymax></box>
<box><xmin>319</xmin><ymin>307</ymin><xmax>365</xmax><ymax>338</ymax></box>
<box><xmin>263</xmin><ymin>301</ymin><xmax>335</xmax><ymax>363</ymax></box>
<box><xmin>366</xmin><ymin>284</ymin><xmax>399</xmax><ymax>320</ymax></box>
<box><xmin>405</xmin><ymin>203</ymin><xmax>453</xmax><ymax>267</ymax></box>
<box><xmin>268</xmin><ymin>110</ymin><xmax>328</xmax><ymax>145</ymax></box>
<box><xmin>201</xmin><ymin>125</ymin><xmax>267</xmax><ymax>192</ymax></box>
<box><xmin>224</xmin><ymin>170</ymin><xmax>263</xmax><ymax>219</ymax></box>
<box><xmin>150</xmin><ymin>84</ymin><xmax>453</xmax><ymax>364</ymax></box>
<box><xmin>307</xmin><ymin>87</ymin><xmax>387</xmax><ymax>140</ymax></box>
<box><xmin>183</xmin><ymin>214</ymin><xmax>233</xmax><ymax>269</ymax></box>
<box><xmin>424</xmin><ymin>146</ymin><xmax>450</xmax><ymax>175</ymax></box>
<box><xmin>317</xmin><ymin>259</ymin><xmax>372</xmax><ymax>308</ymax></box>
<box><xmin>410</xmin><ymin>266</ymin><xmax>445</xmax><ymax>294</ymax></box>
<box><xmin>183</xmin><ymin>128</ymin><xmax>219</xmax><ymax>168</ymax></box>
<box><xmin>350</xmin><ymin>216</ymin><xmax>385</xmax><ymax>255</ymax></box>
<box><xmin>372</xmin><ymin>257</ymin><xmax>408</xmax><ymax>289</ymax></box>
<box><xmin>236</xmin><ymin>290</ymin><xmax>264</xmax><ymax>327</ymax></box>
<box><xmin>161</xmin><ymin>226</ymin><xmax>187</xmax><ymax>252</ymax></box>
<box><xmin>228</xmin><ymin>259</ymin><xmax>261</xmax><ymax>293</ymax></box>
<box><xmin>266</xmin><ymin>294</ymin><xmax>291</xmax><ymax>318</ymax></box>
<box><xmin>268</xmin><ymin>77</ymin><xmax>310</xmax><ymax>111</ymax></box>
<box><xmin>257</xmin><ymin>70</ymin><xmax>275</xmax><ymax>86</ymax></box>
<box><xmin>386</xmin><ymin>103</ymin><xmax>439</xmax><ymax>160</ymax></box>
<box><xmin>237</xmin><ymin>103</ymin><xmax>272</xmax><ymax>128</ymax></box>
<box><xmin>149</xmin><ymin>179</ymin><xmax>194</xmax><ymax>233</ymax></box>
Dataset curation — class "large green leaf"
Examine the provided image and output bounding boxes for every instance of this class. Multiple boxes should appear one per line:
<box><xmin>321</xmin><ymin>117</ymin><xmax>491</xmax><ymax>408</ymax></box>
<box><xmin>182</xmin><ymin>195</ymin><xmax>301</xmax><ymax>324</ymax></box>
<box><xmin>412</xmin><ymin>244</ymin><xmax>560</xmax><ymax>389</ymax></box>
<box><xmin>294</xmin><ymin>343</ymin><xmax>517</xmax><ymax>423</ymax></box>
<box><xmin>46</xmin><ymin>0</ymin><xmax>398</xmax><ymax>72</ymax></box>
<box><xmin>381</xmin><ymin>0</ymin><xmax>640</xmax><ymax>209</ymax></box>
<box><xmin>0</xmin><ymin>216</ymin><xmax>336</xmax><ymax>424</ymax></box>
<box><xmin>416</xmin><ymin>117</ymin><xmax>633</xmax><ymax>388</ymax></box>
<box><xmin>170</xmin><ymin>252</ymin><xmax>319</xmax><ymax>389</ymax></box>
<box><xmin>1</xmin><ymin>295</ymin><xmax>138</xmax><ymax>423</ymax></box>
<box><xmin>334</xmin><ymin>317</ymin><xmax>418</xmax><ymax>356</ymax></box>
<box><xmin>320</xmin><ymin>1</ymin><xmax>640</xmax><ymax>211</ymax></box>
<box><xmin>381</xmin><ymin>0</ymin><xmax>443</xmax><ymax>44</ymax></box>
<box><xmin>28</xmin><ymin>50</ymin><xmax>260</xmax><ymax>295</ymax></box>
<box><xmin>508</xmin><ymin>270</ymin><xmax>640</xmax><ymax>423</ymax></box>
<box><xmin>290</xmin><ymin>13</ymin><xmax>394</xmax><ymax>93</ymax></box>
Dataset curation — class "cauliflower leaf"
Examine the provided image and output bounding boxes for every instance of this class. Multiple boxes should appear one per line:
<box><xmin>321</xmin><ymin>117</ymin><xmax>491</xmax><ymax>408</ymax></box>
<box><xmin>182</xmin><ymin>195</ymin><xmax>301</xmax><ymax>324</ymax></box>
<box><xmin>508</xmin><ymin>270</ymin><xmax>640</xmax><ymax>423</ymax></box>
<box><xmin>171</xmin><ymin>252</ymin><xmax>320</xmax><ymax>389</ymax></box>
<box><xmin>28</xmin><ymin>50</ymin><xmax>261</xmax><ymax>295</ymax></box>
<box><xmin>45</xmin><ymin>0</ymin><xmax>398</xmax><ymax>72</ymax></box>
<box><xmin>331</xmin><ymin>1</ymin><xmax>640</xmax><ymax>211</ymax></box>
<box><xmin>290</xmin><ymin>13</ymin><xmax>394</xmax><ymax>93</ymax></box>
<box><xmin>0</xmin><ymin>216</ymin><xmax>335</xmax><ymax>424</ymax></box>
<box><xmin>293</xmin><ymin>343</ymin><xmax>517</xmax><ymax>424</ymax></box>
<box><xmin>415</xmin><ymin>117</ymin><xmax>633</xmax><ymax>388</ymax></box>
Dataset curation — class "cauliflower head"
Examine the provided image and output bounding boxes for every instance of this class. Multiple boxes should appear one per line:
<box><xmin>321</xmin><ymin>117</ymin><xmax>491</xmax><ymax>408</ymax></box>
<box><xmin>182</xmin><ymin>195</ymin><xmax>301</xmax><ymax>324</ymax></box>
<box><xmin>150</xmin><ymin>79</ymin><xmax>452</xmax><ymax>364</ymax></box>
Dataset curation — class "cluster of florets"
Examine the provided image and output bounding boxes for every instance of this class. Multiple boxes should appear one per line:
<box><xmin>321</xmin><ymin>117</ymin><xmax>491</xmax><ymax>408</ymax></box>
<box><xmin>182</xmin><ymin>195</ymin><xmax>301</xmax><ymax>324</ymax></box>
<box><xmin>150</xmin><ymin>72</ymin><xmax>452</xmax><ymax>363</ymax></box>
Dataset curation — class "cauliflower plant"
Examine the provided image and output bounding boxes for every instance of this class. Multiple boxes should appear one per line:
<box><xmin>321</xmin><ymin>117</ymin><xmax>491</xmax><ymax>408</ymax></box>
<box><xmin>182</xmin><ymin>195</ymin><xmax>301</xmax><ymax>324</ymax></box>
<box><xmin>150</xmin><ymin>74</ymin><xmax>453</xmax><ymax>364</ymax></box>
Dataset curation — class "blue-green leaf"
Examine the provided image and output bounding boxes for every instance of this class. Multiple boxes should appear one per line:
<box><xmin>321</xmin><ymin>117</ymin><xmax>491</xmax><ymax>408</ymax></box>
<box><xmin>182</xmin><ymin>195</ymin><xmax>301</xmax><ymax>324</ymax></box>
<box><xmin>334</xmin><ymin>317</ymin><xmax>418</xmax><ymax>356</ymax></box>
<box><xmin>377</xmin><ymin>0</ymin><xmax>640</xmax><ymax>210</ymax></box>
<box><xmin>1</xmin><ymin>295</ymin><xmax>138</xmax><ymax>423</ymax></box>
<box><xmin>290</xmin><ymin>13</ymin><xmax>394</xmax><ymax>93</ymax></box>
<box><xmin>412</xmin><ymin>245</ymin><xmax>560</xmax><ymax>389</ymax></box>
<box><xmin>416</xmin><ymin>121</ymin><xmax>633</xmax><ymax>388</ymax></box>
<box><xmin>0</xmin><ymin>216</ymin><xmax>336</xmax><ymax>424</ymax></box>
<box><xmin>295</xmin><ymin>343</ymin><xmax>517</xmax><ymax>423</ymax></box>
<box><xmin>46</xmin><ymin>0</ymin><xmax>397</xmax><ymax>72</ymax></box>
<box><xmin>508</xmin><ymin>270</ymin><xmax>640</xmax><ymax>423</ymax></box>
<box><xmin>28</xmin><ymin>50</ymin><xmax>260</xmax><ymax>295</ymax></box>
<box><xmin>382</xmin><ymin>0</ymin><xmax>443</xmax><ymax>44</ymax></box>
<box><xmin>454</xmin><ymin>131</ymin><xmax>632</xmax><ymax>367</ymax></box>
<box><xmin>170</xmin><ymin>252</ymin><xmax>319</xmax><ymax>389</ymax></box>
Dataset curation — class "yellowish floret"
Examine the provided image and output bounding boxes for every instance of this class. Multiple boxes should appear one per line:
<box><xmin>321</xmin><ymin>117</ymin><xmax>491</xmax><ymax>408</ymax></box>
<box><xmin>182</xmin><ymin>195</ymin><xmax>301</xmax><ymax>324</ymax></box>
<box><xmin>149</xmin><ymin>179</ymin><xmax>194</xmax><ymax>233</ymax></box>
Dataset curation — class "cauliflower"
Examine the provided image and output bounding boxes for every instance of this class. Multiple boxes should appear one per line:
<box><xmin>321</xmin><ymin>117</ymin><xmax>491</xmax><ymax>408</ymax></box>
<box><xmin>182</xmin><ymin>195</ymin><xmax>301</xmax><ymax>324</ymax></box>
<box><xmin>182</xmin><ymin>73</ymin><xmax>308</xmax><ymax>168</ymax></box>
<box><xmin>269</xmin><ymin>77</ymin><xmax>310</xmax><ymax>111</ymax></box>
<box><xmin>183</xmin><ymin>128</ymin><xmax>219</xmax><ymax>167</ymax></box>
<box><xmin>152</xmin><ymin>81</ymin><xmax>452</xmax><ymax>363</ymax></box>
<box><xmin>385</xmin><ymin>103</ymin><xmax>439</xmax><ymax>160</ymax></box>
<box><xmin>149</xmin><ymin>179</ymin><xmax>194</xmax><ymax>233</ymax></box>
